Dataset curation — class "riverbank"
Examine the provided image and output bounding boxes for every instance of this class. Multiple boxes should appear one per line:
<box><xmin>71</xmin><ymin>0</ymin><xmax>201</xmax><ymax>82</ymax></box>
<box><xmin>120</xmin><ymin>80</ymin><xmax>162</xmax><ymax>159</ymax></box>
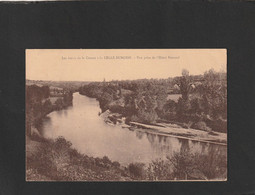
<box><xmin>26</xmin><ymin>93</ymin><xmax>227</xmax><ymax>181</ymax></box>
<box><xmin>26</xmin><ymin>135</ymin><xmax>226</xmax><ymax>181</ymax></box>
<box><xmin>100</xmin><ymin>110</ymin><xmax>227</xmax><ymax>145</ymax></box>
<box><xmin>26</xmin><ymin>136</ymin><xmax>132</xmax><ymax>181</ymax></box>
<box><xmin>26</xmin><ymin>84</ymin><xmax>73</xmax><ymax>137</ymax></box>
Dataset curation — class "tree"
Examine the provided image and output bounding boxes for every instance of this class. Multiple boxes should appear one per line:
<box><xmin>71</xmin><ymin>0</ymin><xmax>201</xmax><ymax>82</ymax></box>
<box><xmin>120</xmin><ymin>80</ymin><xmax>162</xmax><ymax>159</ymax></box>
<box><xmin>42</xmin><ymin>99</ymin><xmax>52</xmax><ymax>114</ymax></box>
<box><xmin>137</xmin><ymin>109</ymin><xmax>158</xmax><ymax>124</ymax></box>
<box><xmin>41</xmin><ymin>86</ymin><xmax>50</xmax><ymax>99</ymax></box>
<box><xmin>99</xmin><ymin>92</ymin><xmax>113</xmax><ymax>112</ymax></box>
<box><xmin>55</xmin><ymin>98</ymin><xmax>64</xmax><ymax>110</ymax></box>
<box><xmin>179</xmin><ymin>69</ymin><xmax>190</xmax><ymax>101</ymax></box>
<box><xmin>202</xmin><ymin>69</ymin><xmax>227</xmax><ymax>119</ymax></box>
<box><xmin>182</xmin><ymin>69</ymin><xmax>189</xmax><ymax>77</ymax></box>
<box><xmin>155</xmin><ymin>86</ymin><xmax>168</xmax><ymax>111</ymax></box>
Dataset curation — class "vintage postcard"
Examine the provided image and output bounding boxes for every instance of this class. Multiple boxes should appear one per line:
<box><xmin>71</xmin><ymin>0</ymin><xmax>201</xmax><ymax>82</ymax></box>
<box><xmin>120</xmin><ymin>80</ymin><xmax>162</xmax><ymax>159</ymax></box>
<box><xmin>26</xmin><ymin>49</ymin><xmax>227</xmax><ymax>181</ymax></box>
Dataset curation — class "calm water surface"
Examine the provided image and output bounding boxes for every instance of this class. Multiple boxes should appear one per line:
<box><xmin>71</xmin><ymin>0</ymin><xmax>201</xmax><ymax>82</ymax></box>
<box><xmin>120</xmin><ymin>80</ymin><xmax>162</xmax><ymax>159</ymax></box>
<box><xmin>40</xmin><ymin>93</ymin><xmax>226</xmax><ymax>165</ymax></box>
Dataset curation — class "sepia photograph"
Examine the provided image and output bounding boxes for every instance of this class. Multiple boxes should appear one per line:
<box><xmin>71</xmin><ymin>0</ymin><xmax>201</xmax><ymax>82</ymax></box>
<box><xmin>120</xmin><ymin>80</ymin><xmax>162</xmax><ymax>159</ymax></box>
<box><xmin>26</xmin><ymin>49</ymin><xmax>227</xmax><ymax>181</ymax></box>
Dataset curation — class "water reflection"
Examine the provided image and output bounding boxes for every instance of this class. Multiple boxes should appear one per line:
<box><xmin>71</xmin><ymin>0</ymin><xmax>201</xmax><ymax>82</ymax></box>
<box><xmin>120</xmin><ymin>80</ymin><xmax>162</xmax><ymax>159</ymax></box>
<box><xmin>179</xmin><ymin>139</ymin><xmax>190</xmax><ymax>153</ymax></box>
<box><xmin>40</xmin><ymin>92</ymin><xmax>226</xmax><ymax>165</ymax></box>
<box><xmin>135</xmin><ymin>131</ymin><xmax>144</xmax><ymax>140</ymax></box>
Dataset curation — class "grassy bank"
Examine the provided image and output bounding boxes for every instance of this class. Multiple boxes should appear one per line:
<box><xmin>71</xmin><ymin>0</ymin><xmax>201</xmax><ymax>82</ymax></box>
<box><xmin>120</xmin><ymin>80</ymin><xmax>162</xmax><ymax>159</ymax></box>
<box><xmin>26</xmin><ymin>136</ymin><xmax>227</xmax><ymax>181</ymax></box>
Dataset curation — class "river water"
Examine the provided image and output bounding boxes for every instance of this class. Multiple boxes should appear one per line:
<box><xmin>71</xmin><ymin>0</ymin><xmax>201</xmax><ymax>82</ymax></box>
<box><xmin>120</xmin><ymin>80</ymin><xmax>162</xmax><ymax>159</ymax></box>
<box><xmin>39</xmin><ymin>92</ymin><xmax>226</xmax><ymax>165</ymax></box>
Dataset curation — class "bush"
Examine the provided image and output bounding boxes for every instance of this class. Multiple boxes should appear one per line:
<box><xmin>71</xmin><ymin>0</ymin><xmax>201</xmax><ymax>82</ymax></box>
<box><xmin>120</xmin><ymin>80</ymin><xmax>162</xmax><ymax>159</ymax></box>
<box><xmin>166</xmin><ymin>148</ymin><xmax>227</xmax><ymax>180</ymax></box>
<box><xmin>138</xmin><ymin>110</ymin><xmax>158</xmax><ymax>124</ymax></box>
<box><xmin>190</xmin><ymin>98</ymin><xmax>202</xmax><ymax>114</ymax></box>
<box><xmin>55</xmin><ymin>98</ymin><xmax>64</xmax><ymax>110</ymax></box>
<box><xmin>176</xmin><ymin>98</ymin><xmax>191</xmax><ymax>118</ymax></box>
<box><xmin>147</xmin><ymin>159</ymin><xmax>173</xmax><ymax>180</ymax></box>
<box><xmin>130</xmin><ymin>115</ymin><xmax>140</xmax><ymax>123</ymax></box>
<box><xmin>181</xmin><ymin>121</ymin><xmax>193</xmax><ymax>129</ymax></box>
<box><xmin>109</xmin><ymin>105</ymin><xmax>124</xmax><ymax>114</ymax></box>
<box><xmin>128</xmin><ymin>163</ymin><xmax>146</xmax><ymax>179</ymax></box>
<box><xmin>112</xmin><ymin>161</ymin><xmax>120</xmax><ymax>168</ymax></box>
<box><xmin>69</xmin><ymin>148</ymin><xmax>81</xmax><ymax>161</ymax></box>
<box><xmin>130</xmin><ymin>110</ymin><xmax>158</xmax><ymax>124</ymax></box>
<box><xmin>102</xmin><ymin>156</ymin><xmax>112</xmax><ymax>164</ymax></box>
<box><xmin>192</xmin><ymin>121</ymin><xmax>211</xmax><ymax>131</ymax></box>
<box><xmin>27</xmin><ymin>137</ymin><xmax>76</xmax><ymax>180</ymax></box>
<box><xmin>93</xmin><ymin>156</ymin><xmax>113</xmax><ymax>169</ymax></box>
<box><xmin>206</xmin><ymin>118</ymin><xmax>227</xmax><ymax>133</ymax></box>
<box><xmin>167</xmin><ymin>150</ymin><xmax>194</xmax><ymax>180</ymax></box>
<box><xmin>192</xmin><ymin>150</ymin><xmax>227</xmax><ymax>180</ymax></box>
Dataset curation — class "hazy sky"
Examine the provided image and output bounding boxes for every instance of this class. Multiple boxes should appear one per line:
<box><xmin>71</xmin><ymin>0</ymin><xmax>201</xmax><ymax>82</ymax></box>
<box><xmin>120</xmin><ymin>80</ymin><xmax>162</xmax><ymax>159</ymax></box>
<box><xmin>26</xmin><ymin>49</ymin><xmax>226</xmax><ymax>81</ymax></box>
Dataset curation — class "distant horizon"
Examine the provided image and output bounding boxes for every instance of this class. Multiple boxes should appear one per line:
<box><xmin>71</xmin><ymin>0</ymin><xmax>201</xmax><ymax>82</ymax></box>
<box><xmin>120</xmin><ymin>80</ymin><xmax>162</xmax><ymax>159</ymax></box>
<box><xmin>26</xmin><ymin>49</ymin><xmax>227</xmax><ymax>82</ymax></box>
<box><xmin>26</xmin><ymin>69</ymin><xmax>226</xmax><ymax>83</ymax></box>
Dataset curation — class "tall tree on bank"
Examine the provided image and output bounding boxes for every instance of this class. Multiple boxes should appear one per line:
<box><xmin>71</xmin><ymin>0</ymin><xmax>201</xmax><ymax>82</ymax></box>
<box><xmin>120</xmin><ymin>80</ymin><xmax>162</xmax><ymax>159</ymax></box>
<box><xmin>179</xmin><ymin>69</ymin><xmax>191</xmax><ymax>101</ymax></box>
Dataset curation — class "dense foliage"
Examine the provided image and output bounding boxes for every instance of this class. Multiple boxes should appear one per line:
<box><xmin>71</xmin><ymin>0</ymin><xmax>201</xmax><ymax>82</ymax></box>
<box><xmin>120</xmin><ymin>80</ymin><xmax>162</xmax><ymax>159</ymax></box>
<box><xmin>26</xmin><ymin>85</ymin><xmax>73</xmax><ymax>136</ymax></box>
<box><xmin>79</xmin><ymin>69</ymin><xmax>227</xmax><ymax>132</ymax></box>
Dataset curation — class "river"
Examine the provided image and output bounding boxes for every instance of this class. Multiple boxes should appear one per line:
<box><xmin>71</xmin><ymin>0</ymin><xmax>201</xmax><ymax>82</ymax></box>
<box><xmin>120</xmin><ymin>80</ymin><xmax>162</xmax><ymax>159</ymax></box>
<box><xmin>39</xmin><ymin>92</ymin><xmax>226</xmax><ymax>166</ymax></box>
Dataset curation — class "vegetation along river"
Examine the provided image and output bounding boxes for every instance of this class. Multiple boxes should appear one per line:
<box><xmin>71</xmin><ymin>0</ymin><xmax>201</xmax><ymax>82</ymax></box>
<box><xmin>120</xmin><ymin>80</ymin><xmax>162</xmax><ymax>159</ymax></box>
<box><xmin>39</xmin><ymin>92</ymin><xmax>226</xmax><ymax>166</ymax></box>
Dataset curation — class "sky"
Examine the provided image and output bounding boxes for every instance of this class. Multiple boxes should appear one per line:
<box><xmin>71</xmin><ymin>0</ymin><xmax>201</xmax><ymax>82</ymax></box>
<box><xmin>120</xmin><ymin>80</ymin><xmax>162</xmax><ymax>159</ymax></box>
<box><xmin>26</xmin><ymin>49</ymin><xmax>227</xmax><ymax>82</ymax></box>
